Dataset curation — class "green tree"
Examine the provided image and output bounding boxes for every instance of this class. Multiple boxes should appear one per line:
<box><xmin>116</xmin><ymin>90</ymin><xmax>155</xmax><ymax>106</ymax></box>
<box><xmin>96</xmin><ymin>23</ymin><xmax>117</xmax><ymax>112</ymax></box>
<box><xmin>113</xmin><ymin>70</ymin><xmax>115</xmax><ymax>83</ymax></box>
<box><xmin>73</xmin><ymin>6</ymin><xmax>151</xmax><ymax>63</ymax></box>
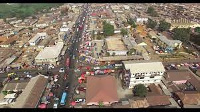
<box><xmin>194</xmin><ymin>27</ymin><xmax>200</xmax><ymax>33</ymax></box>
<box><xmin>127</xmin><ymin>18</ymin><xmax>137</xmax><ymax>28</ymax></box>
<box><xmin>158</xmin><ymin>20</ymin><xmax>171</xmax><ymax>32</ymax></box>
<box><xmin>173</xmin><ymin>28</ymin><xmax>191</xmax><ymax>42</ymax></box>
<box><xmin>98</xmin><ymin>101</ymin><xmax>104</xmax><ymax>107</ymax></box>
<box><xmin>128</xmin><ymin>48</ymin><xmax>136</xmax><ymax>55</ymax></box>
<box><xmin>120</xmin><ymin>28</ymin><xmax>128</xmax><ymax>37</ymax></box>
<box><xmin>106</xmin><ymin>52</ymin><xmax>110</xmax><ymax>56</ymax></box>
<box><xmin>146</xmin><ymin>19</ymin><xmax>157</xmax><ymax>29</ymax></box>
<box><xmin>103</xmin><ymin>21</ymin><xmax>114</xmax><ymax>36</ymax></box>
<box><xmin>133</xmin><ymin>84</ymin><xmax>147</xmax><ymax>97</ymax></box>
<box><xmin>112</xmin><ymin>52</ymin><xmax>116</xmax><ymax>56</ymax></box>
<box><xmin>147</xmin><ymin>6</ymin><xmax>158</xmax><ymax>17</ymax></box>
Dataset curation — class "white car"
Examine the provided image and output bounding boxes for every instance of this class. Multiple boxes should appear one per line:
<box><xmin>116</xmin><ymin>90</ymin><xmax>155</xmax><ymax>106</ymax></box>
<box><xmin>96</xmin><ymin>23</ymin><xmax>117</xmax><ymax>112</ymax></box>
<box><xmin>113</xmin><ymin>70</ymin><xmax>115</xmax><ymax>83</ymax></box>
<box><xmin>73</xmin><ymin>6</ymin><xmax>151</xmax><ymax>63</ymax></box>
<box><xmin>75</xmin><ymin>98</ymin><xmax>85</xmax><ymax>103</ymax></box>
<box><xmin>53</xmin><ymin>98</ymin><xmax>59</xmax><ymax>108</ymax></box>
<box><xmin>59</xmin><ymin>68</ymin><xmax>65</xmax><ymax>73</ymax></box>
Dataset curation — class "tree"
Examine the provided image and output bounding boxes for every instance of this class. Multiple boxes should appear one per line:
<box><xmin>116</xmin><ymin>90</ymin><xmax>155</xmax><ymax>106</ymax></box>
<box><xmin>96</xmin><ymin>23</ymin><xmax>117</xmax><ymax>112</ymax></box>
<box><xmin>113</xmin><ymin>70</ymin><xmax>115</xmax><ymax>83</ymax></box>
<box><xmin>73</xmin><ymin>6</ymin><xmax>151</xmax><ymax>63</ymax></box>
<box><xmin>158</xmin><ymin>20</ymin><xmax>171</xmax><ymax>32</ymax></box>
<box><xmin>146</xmin><ymin>19</ymin><xmax>157</xmax><ymax>29</ymax></box>
<box><xmin>133</xmin><ymin>84</ymin><xmax>147</xmax><ymax>97</ymax></box>
<box><xmin>112</xmin><ymin>52</ymin><xmax>116</xmax><ymax>56</ymax></box>
<box><xmin>128</xmin><ymin>48</ymin><xmax>136</xmax><ymax>55</ymax></box>
<box><xmin>103</xmin><ymin>21</ymin><xmax>114</xmax><ymax>36</ymax></box>
<box><xmin>173</xmin><ymin>28</ymin><xmax>191</xmax><ymax>42</ymax></box>
<box><xmin>195</xmin><ymin>27</ymin><xmax>200</xmax><ymax>33</ymax></box>
<box><xmin>127</xmin><ymin>18</ymin><xmax>137</xmax><ymax>28</ymax></box>
<box><xmin>120</xmin><ymin>28</ymin><xmax>128</xmax><ymax>37</ymax></box>
<box><xmin>147</xmin><ymin>6</ymin><xmax>158</xmax><ymax>17</ymax></box>
<box><xmin>106</xmin><ymin>52</ymin><xmax>110</xmax><ymax>56</ymax></box>
<box><xmin>98</xmin><ymin>101</ymin><xmax>104</xmax><ymax>107</ymax></box>
<box><xmin>92</xmin><ymin>30</ymin><xmax>95</xmax><ymax>39</ymax></box>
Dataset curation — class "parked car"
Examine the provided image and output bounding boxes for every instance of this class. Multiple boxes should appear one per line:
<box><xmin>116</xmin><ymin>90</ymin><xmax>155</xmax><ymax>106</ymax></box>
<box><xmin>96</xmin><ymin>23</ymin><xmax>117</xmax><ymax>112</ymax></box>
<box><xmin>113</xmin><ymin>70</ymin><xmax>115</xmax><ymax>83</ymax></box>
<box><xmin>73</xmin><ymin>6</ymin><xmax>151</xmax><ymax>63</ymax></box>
<box><xmin>59</xmin><ymin>68</ymin><xmax>65</xmax><ymax>73</ymax></box>
<box><xmin>65</xmin><ymin>82</ymin><xmax>69</xmax><ymax>90</ymax></box>
<box><xmin>78</xmin><ymin>87</ymin><xmax>86</xmax><ymax>92</ymax></box>
<box><xmin>75</xmin><ymin>98</ymin><xmax>85</xmax><ymax>103</ymax></box>
<box><xmin>53</xmin><ymin>98</ymin><xmax>59</xmax><ymax>108</ymax></box>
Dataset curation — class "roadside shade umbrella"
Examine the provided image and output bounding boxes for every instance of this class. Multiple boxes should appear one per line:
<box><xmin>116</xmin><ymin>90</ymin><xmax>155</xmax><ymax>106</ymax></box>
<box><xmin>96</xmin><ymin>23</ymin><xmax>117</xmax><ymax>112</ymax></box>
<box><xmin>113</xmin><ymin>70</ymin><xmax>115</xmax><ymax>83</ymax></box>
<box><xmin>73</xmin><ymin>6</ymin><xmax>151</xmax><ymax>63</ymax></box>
<box><xmin>38</xmin><ymin>104</ymin><xmax>47</xmax><ymax>109</ymax></box>
<box><xmin>70</xmin><ymin>101</ymin><xmax>76</xmax><ymax>106</ymax></box>
<box><xmin>78</xmin><ymin>79</ymin><xmax>82</xmax><ymax>84</ymax></box>
<box><xmin>49</xmin><ymin>92</ymin><xmax>53</xmax><ymax>97</ymax></box>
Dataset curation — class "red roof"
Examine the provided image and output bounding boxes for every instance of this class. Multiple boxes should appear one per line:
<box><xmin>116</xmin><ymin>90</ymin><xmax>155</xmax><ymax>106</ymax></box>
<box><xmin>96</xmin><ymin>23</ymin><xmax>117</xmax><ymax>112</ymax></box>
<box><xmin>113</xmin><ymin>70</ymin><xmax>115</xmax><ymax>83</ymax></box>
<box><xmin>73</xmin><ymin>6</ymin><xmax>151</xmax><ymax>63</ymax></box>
<box><xmin>86</xmin><ymin>75</ymin><xmax>119</xmax><ymax>105</ymax></box>
<box><xmin>91</xmin><ymin>13</ymin><xmax>97</xmax><ymax>16</ymax></box>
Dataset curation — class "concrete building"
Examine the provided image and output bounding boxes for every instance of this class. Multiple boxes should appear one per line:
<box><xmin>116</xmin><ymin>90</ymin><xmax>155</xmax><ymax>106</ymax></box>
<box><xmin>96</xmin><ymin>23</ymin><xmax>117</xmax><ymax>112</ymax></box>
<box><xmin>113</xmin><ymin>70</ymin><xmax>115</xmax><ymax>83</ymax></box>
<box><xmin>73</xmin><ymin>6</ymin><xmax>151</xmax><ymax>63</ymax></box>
<box><xmin>122</xmin><ymin>60</ymin><xmax>165</xmax><ymax>89</ymax></box>
<box><xmin>29</xmin><ymin>33</ymin><xmax>48</xmax><ymax>46</ymax></box>
<box><xmin>35</xmin><ymin>41</ymin><xmax>64</xmax><ymax>65</ymax></box>
<box><xmin>170</xmin><ymin>18</ymin><xmax>200</xmax><ymax>30</ymax></box>
<box><xmin>156</xmin><ymin>33</ymin><xmax>182</xmax><ymax>52</ymax></box>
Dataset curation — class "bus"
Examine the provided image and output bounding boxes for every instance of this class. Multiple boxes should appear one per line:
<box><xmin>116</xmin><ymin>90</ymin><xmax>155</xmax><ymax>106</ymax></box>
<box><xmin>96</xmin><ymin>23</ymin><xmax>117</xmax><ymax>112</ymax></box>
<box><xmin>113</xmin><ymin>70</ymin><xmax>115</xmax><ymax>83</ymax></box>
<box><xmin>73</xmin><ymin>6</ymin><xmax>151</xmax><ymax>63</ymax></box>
<box><xmin>60</xmin><ymin>92</ymin><xmax>67</xmax><ymax>106</ymax></box>
<box><xmin>66</xmin><ymin>58</ymin><xmax>70</xmax><ymax>67</ymax></box>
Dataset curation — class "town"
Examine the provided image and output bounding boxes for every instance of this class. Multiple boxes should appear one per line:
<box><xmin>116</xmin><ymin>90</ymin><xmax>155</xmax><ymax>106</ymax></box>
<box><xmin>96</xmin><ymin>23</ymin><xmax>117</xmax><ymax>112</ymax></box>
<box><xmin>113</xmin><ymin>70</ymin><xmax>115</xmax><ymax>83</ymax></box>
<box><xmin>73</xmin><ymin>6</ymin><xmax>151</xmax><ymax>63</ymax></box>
<box><xmin>0</xmin><ymin>3</ymin><xmax>200</xmax><ymax>108</ymax></box>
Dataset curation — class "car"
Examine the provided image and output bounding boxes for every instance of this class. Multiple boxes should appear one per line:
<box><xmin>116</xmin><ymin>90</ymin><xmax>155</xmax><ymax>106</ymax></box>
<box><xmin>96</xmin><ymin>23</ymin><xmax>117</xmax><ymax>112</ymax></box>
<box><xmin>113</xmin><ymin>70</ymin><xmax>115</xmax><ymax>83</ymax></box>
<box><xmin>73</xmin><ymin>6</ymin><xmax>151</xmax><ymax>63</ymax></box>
<box><xmin>75</xmin><ymin>98</ymin><xmax>85</xmax><ymax>103</ymax></box>
<box><xmin>53</xmin><ymin>98</ymin><xmax>59</xmax><ymax>108</ymax></box>
<box><xmin>78</xmin><ymin>87</ymin><xmax>86</xmax><ymax>92</ymax></box>
<box><xmin>59</xmin><ymin>68</ymin><xmax>65</xmax><ymax>73</ymax></box>
<box><xmin>75</xmin><ymin>89</ymin><xmax>80</xmax><ymax>94</ymax></box>
<box><xmin>66</xmin><ymin>82</ymin><xmax>69</xmax><ymax>90</ymax></box>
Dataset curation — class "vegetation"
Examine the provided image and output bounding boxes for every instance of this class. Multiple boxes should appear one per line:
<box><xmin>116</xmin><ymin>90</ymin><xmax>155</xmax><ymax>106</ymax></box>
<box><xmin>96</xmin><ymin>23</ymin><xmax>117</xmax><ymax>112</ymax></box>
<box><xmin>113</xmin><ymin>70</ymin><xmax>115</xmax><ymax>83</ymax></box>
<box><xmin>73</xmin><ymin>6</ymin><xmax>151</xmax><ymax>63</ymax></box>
<box><xmin>158</xmin><ymin>20</ymin><xmax>171</xmax><ymax>32</ymax></box>
<box><xmin>194</xmin><ymin>27</ymin><xmax>200</xmax><ymax>33</ymax></box>
<box><xmin>91</xmin><ymin>30</ymin><xmax>95</xmax><ymax>39</ymax></box>
<box><xmin>61</xmin><ymin>6</ymin><xmax>69</xmax><ymax>15</ymax></box>
<box><xmin>98</xmin><ymin>101</ymin><xmax>104</xmax><ymax>107</ymax></box>
<box><xmin>127</xmin><ymin>18</ymin><xmax>137</xmax><ymax>28</ymax></box>
<box><xmin>146</xmin><ymin>19</ymin><xmax>157</xmax><ymax>29</ymax></box>
<box><xmin>112</xmin><ymin>52</ymin><xmax>116</xmax><ymax>56</ymax></box>
<box><xmin>147</xmin><ymin>6</ymin><xmax>158</xmax><ymax>17</ymax></box>
<box><xmin>0</xmin><ymin>3</ymin><xmax>63</xmax><ymax>20</ymax></box>
<box><xmin>172</xmin><ymin>28</ymin><xmax>191</xmax><ymax>42</ymax></box>
<box><xmin>2</xmin><ymin>91</ymin><xmax>7</xmax><ymax>95</ymax></box>
<box><xmin>127</xmin><ymin>48</ymin><xmax>136</xmax><ymax>55</ymax></box>
<box><xmin>133</xmin><ymin>84</ymin><xmax>147</xmax><ymax>97</ymax></box>
<box><xmin>120</xmin><ymin>28</ymin><xmax>128</xmax><ymax>37</ymax></box>
<box><xmin>190</xmin><ymin>33</ymin><xmax>200</xmax><ymax>46</ymax></box>
<box><xmin>106</xmin><ymin>52</ymin><xmax>110</xmax><ymax>56</ymax></box>
<box><xmin>103</xmin><ymin>21</ymin><xmax>114</xmax><ymax>36</ymax></box>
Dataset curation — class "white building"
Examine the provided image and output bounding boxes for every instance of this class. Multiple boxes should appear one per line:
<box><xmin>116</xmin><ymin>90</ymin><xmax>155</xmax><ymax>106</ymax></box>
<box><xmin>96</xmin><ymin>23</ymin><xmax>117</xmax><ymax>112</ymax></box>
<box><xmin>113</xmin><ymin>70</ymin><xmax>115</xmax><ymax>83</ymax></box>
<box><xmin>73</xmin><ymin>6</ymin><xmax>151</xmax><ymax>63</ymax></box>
<box><xmin>60</xmin><ymin>22</ymin><xmax>69</xmax><ymax>32</ymax></box>
<box><xmin>122</xmin><ymin>60</ymin><xmax>165</xmax><ymax>89</ymax></box>
<box><xmin>29</xmin><ymin>32</ymin><xmax>48</xmax><ymax>46</ymax></box>
<box><xmin>123</xmin><ymin>5</ymin><xmax>130</xmax><ymax>10</ymax></box>
<box><xmin>35</xmin><ymin>41</ymin><xmax>64</xmax><ymax>65</ymax></box>
<box><xmin>35</xmin><ymin>23</ymin><xmax>49</xmax><ymax>28</ymax></box>
<box><xmin>135</xmin><ymin>17</ymin><xmax>148</xmax><ymax>24</ymax></box>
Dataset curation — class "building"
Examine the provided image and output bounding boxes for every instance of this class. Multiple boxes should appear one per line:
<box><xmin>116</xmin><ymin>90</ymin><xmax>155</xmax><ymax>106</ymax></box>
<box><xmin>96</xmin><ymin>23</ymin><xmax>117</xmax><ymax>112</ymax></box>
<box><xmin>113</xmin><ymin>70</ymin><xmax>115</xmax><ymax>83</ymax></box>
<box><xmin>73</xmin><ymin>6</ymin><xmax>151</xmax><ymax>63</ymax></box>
<box><xmin>174</xmin><ymin>91</ymin><xmax>200</xmax><ymax>108</ymax></box>
<box><xmin>13</xmin><ymin>75</ymin><xmax>48</xmax><ymax>108</ymax></box>
<box><xmin>86</xmin><ymin>75</ymin><xmax>119</xmax><ymax>106</ymax></box>
<box><xmin>35</xmin><ymin>41</ymin><xmax>64</xmax><ymax>65</ymax></box>
<box><xmin>29</xmin><ymin>33</ymin><xmax>48</xmax><ymax>46</ymax></box>
<box><xmin>135</xmin><ymin>17</ymin><xmax>148</xmax><ymax>24</ymax></box>
<box><xmin>122</xmin><ymin>60</ymin><xmax>165</xmax><ymax>88</ymax></box>
<box><xmin>156</xmin><ymin>33</ymin><xmax>182</xmax><ymax>53</ymax></box>
<box><xmin>170</xmin><ymin>18</ymin><xmax>200</xmax><ymax>30</ymax></box>
<box><xmin>60</xmin><ymin>22</ymin><xmax>69</xmax><ymax>32</ymax></box>
<box><xmin>105</xmin><ymin>37</ymin><xmax>128</xmax><ymax>56</ymax></box>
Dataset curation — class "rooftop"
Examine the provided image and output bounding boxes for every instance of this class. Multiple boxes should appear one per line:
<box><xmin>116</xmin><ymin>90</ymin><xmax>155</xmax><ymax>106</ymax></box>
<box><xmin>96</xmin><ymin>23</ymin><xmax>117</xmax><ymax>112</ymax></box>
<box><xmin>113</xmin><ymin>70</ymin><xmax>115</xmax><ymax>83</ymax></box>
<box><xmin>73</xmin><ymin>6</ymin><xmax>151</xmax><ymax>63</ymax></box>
<box><xmin>35</xmin><ymin>41</ymin><xmax>64</xmax><ymax>59</ymax></box>
<box><xmin>86</xmin><ymin>75</ymin><xmax>119</xmax><ymax>105</ymax></box>
<box><xmin>122</xmin><ymin>60</ymin><xmax>165</xmax><ymax>73</ymax></box>
<box><xmin>13</xmin><ymin>75</ymin><xmax>48</xmax><ymax>108</ymax></box>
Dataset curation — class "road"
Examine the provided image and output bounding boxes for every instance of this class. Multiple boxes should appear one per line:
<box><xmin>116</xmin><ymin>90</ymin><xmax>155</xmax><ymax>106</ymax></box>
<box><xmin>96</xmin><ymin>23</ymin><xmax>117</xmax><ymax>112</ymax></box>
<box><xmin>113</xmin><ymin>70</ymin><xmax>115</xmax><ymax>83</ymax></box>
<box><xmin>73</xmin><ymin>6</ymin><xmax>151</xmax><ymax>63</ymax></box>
<box><xmin>65</xmin><ymin>4</ymin><xmax>88</xmax><ymax>108</ymax></box>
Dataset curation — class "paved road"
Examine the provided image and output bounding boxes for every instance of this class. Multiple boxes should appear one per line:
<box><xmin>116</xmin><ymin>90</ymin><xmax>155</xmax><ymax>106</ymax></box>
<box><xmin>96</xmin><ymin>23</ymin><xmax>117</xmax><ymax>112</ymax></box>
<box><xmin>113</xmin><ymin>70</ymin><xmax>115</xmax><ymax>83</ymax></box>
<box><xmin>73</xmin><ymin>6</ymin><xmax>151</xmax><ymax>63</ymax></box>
<box><xmin>65</xmin><ymin>4</ymin><xmax>88</xmax><ymax>108</ymax></box>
